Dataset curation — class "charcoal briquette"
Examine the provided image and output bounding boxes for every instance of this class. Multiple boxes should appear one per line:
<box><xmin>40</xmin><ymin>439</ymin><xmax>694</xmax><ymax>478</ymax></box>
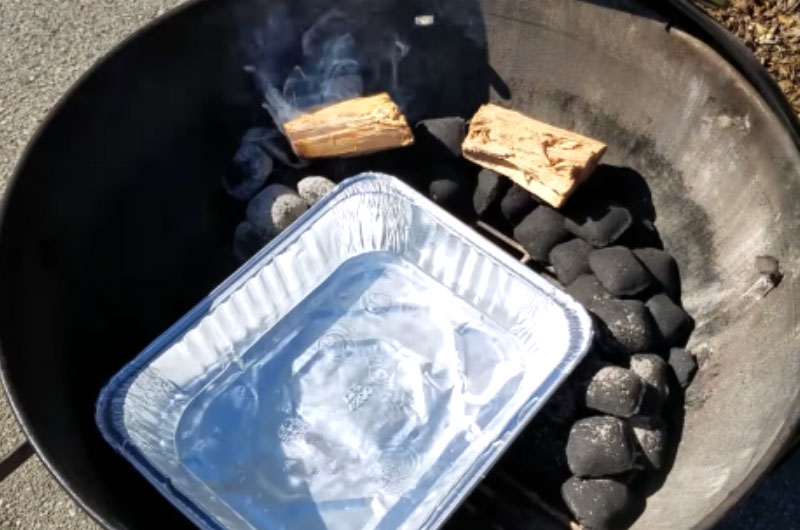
<box><xmin>566</xmin><ymin>416</ymin><xmax>636</xmax><ymax>477</ymax></box>
<box><xmin>415</xmin><ymin>117</ymin><xmax>466</xmax><ymax>158</ymax></box>
<box><xmin>500</xmin><ymin>184</ymin><xmax>539</xmax><ymax>225</ymax></box>
<box><xmin>566</xmin><ymin>274</ymin><xmax>613</xmax><ymax>308</ymax></box>
<box><xmin>513</xmin><ymin>206</ymin><xmax>569</xmax><ymax>262</ymax></box>
<box><xmin>585</xmin><ymin>366</ymin><xmax>644</xmax><ymax>418</ymax></box>
<box><xmin>646</xmin><ymin>293</ymin><xmax>694</xmax><ymax>347</ymax></box>
<box><xmin>581</xmin><ymin>165</ymin><xmax>656</xmax><ymax>221</ymax></box>
<box><xmin>246</xmin><ymin>184</ymin><xmax>308</xmax><ymax>237</ymax></box>
<box><xmin>550</xmin><ymin>239</ymin><xmax>594</xmax><ymax>286</ymax></box>
<box><xmin>473</xmin><ymin>168</ymin><xmax>508</xmax><ymax>216</ymax></box>
<box><xmin>564</xmin><ymin>202</ymin><xmax>633</xmax><ymax>247</ymax></box>
<box><xmin>634</xmin><ymin>248</ymin><xmax>681</xmax><ymax>301</ymax></box>
<box><xmin>297</xmin><ymin>175</ymin><xmax>335</xmax><ymax>206</ymax></box>
<box><xmin>590</xmin><ymin>299</ymin><xmax>656</xmax><ymax>354</ymax></box>
<box><xmin>429</xmin><ymin>178</ymin><xmax>460</xmax><ymax>202</ymax></box>
<box><xmin>616</xmin><ymin>217</ymin><xmax>664</xmax><ymax>249</ymax></box>
<box><xmin>429</xmin><ymin>176</ymin><xmax>470</xmax><ymax>213</ymax></box>
<box><xmin>589</xmin><ymin>246</ymin><xmax>652</xmax><ymax>297</ymax></box>
<box><xmin>630</xmin><ymin>415</ymin><xmax>668</xmax><ymax>469</ymax></box>
<box><xmin>233</xmin><ymin>221</ymin><xmax>269</xmax><ymax>263</ymax></box>
<box><xmin>590</xmin><ymin>341</ymin><xmax>633</xmax><ymax>367</ymax></box>
<box><xmin>223</xmin><ymin>141</ymin><xmax>274</xmax><ymax>200</ymax></box>
<box><xmin>562</xmin><ymin>477</ymin><xmax>633</xmax><ymax>530</ymax></box>
<box><xmin>629</xmin><ymin>354</ymin><xmax>670</xmax><ymax>413</ymax></box>
<box><xmin>668</xmin><ymin>347</ymin><xmax>698</xmax><ymax>388</ymax></box>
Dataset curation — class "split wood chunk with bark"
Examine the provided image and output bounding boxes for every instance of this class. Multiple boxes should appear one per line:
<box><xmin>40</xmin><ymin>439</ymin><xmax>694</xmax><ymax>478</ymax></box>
<box><xmin>283</xmin><ymin>93</ymin><xmax>414</xmax><ymax>158</ymax></box>
<box><xmin>462</xmin><ymin>104</ymin><xmax>607</xmax><ymax>208</ymax></box>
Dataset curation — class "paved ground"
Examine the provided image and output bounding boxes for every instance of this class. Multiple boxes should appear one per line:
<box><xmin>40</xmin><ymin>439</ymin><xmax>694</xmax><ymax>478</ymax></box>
<box><xmin>718</xmin><ymin>447</ymin><xmax>800</xmax><ymax>530</ymax></box>
<box><xmin>0</xmin><ymin>1</ymin><xmax>798</xmax><ymax>529</ymax></box>
<box><xmin>0</xmin><ymin>1</ymin><xmax>185</xmax><ymax>528</ymax></box>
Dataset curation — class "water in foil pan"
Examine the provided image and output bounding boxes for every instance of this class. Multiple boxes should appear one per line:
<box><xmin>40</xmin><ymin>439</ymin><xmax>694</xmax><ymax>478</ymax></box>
<box><xmin>96</xmin><ymin>173</ymin><xmax>593</xmax><ymax>530</ymax></box>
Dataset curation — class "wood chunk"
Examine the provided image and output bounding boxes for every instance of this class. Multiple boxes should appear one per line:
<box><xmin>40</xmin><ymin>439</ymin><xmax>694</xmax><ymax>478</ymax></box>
<box><xmin>283</xmin><ymin>93</ymin><xmax>414</xmax><ymax>158</ymax></box>
<box><xmin>462</xmin><ymin>104</ymin><xmax>607</xmax><ymax>207</ymax></box>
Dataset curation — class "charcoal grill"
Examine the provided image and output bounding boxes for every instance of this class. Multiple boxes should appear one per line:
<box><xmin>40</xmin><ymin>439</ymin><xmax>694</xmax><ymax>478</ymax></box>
<box><xmin>2</xmin><ymin>0</ymin><xmax>800</xmax><ymax>529</ymax></box>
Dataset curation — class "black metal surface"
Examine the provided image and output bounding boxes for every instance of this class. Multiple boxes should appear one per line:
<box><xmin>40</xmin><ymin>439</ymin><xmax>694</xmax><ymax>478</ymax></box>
<box><xmin>0</xmin><ymin>1</ymin><xmax>490</xmax><ymax>528</ymax></box>
<box><xmin>1</xmin><ymin>1</ymin><xmax>799</xmax><ymax>529</ymax></box>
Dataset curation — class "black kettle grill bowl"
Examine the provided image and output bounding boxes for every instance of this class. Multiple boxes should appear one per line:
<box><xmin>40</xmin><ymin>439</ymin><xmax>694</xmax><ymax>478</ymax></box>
<box><xmin>2</xmin><ymin>0</ymin><xmax>800</xmax><ymax>528</ymax></box>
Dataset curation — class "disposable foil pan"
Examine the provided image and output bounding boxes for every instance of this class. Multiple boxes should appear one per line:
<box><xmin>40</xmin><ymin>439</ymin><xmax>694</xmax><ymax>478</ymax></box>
<box><xmin>96</xmin><ymin>173</ymin><xmax>593</xmax><ymax>530</ymax></box>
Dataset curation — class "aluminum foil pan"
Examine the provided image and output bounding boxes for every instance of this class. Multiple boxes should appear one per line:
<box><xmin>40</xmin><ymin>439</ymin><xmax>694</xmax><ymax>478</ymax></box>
<box><xmin>96</xmin><ymin>172</ymin><xmax>592</xmax><ymax>530</ymax></box>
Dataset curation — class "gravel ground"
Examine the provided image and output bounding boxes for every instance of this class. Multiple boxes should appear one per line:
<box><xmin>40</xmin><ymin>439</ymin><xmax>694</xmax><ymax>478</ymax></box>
<box><xmin>707</xmin><ymin>0</ymin><xmax>800</xmax><ymax>118</ymax></box>
<box><xmin>0</xmin><ymin>1</ymin><xmax>797</xmax><ymax>529</ymax></box>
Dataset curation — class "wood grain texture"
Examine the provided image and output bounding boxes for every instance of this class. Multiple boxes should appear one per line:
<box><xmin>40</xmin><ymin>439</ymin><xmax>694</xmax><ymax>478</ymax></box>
<box><xmin>462</xmin><ymin>104</ymin><xmax>607</xmax><ymax>207</ymax></box>
<box><xmin>283</xmin><ymin>93</ymin><xmax>414</xmax><ymax>158</ymax></box>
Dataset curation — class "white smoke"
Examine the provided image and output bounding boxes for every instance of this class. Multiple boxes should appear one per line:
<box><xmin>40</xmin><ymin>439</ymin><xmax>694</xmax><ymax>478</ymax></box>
<box><xmin>244</xmin><ymin>8</ymin><xmax>409</xmax><ymax>128</ymax></box>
